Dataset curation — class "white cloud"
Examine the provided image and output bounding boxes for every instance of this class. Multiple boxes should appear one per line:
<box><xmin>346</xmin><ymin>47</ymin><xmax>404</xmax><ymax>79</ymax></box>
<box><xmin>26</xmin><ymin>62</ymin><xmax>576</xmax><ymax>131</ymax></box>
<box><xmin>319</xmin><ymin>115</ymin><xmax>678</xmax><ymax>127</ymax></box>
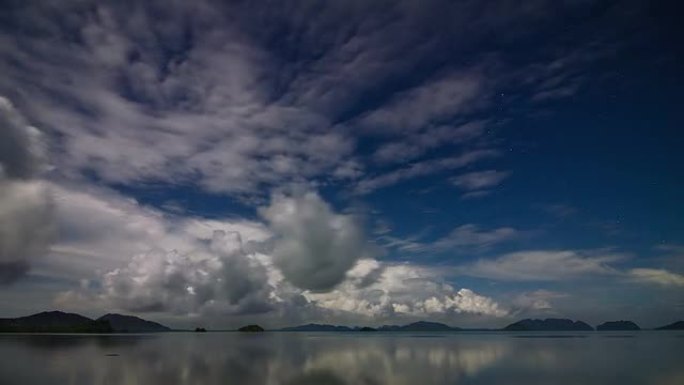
<box><xmin>461</xmin><ymin>250</ymin><xmax>622</xmax><ymax>281</ymax></box>
<box><xmin>0</xmin><ymin>96</ymin><xmax>55</xmax><ymax>284</ymax></box>
<box><xmin>307</xmin><ymin>259</ymin><xmax>508</xmax><ymax>318</ymax></box>
<box><xmin>259</xmin><ymin>191</ymin><xmax>372</xmax><ymax>292</ymax></box>
<box><xmin>629</xmin><ymin>268</ymin><xmax>684</xmax><ymax>287</ymax></box>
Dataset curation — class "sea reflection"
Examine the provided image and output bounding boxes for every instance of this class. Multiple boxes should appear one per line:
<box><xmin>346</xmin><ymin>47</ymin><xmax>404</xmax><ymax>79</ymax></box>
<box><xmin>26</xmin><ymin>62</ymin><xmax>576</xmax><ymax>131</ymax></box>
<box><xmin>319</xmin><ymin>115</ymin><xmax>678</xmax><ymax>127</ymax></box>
<box><xmin>0</xmin><ymin>332</ymin><xmax>682</xmax><ymax>385</ymax></box>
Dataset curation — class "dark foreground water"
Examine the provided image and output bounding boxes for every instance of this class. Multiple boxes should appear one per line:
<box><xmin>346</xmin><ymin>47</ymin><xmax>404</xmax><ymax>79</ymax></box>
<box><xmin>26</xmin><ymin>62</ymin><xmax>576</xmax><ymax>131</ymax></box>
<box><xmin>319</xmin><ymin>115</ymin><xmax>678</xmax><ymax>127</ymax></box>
<box><xmin>0</xmin><ymin>331</ymin><xmax>682</xmax><ymax>385</ymax></box>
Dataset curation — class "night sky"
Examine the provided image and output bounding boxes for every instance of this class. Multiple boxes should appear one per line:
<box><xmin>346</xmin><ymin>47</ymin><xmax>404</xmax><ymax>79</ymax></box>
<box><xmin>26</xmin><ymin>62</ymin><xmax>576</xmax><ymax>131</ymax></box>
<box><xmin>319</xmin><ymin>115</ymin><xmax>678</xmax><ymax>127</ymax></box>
<box><xmin>0</xmin><ymin>0</ymin><xmax>682</xmax><ymax>329</ymax></box>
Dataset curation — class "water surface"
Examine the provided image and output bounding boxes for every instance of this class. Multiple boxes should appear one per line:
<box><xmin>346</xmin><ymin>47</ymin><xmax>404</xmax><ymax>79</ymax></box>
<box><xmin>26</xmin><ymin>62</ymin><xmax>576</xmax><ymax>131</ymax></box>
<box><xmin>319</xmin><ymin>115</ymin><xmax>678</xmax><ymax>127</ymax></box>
<box><xmin>0</xmin><ymin>331</ymin><xmax>682</xmax><ymax>384</ymax></box>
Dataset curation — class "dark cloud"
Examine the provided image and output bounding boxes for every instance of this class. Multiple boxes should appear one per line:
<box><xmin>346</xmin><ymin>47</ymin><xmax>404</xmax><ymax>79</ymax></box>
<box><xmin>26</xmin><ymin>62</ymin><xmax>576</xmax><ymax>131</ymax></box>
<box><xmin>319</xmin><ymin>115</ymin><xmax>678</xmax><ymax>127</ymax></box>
<box><xmin>260</xmin><ymin>191</ymin><xmax>373</xmax><ymax>292</ymax></box>
<box><xmin>0</xmin><ymin>97</ymin><xmax>54</xmax><ymax>284</ymax></box>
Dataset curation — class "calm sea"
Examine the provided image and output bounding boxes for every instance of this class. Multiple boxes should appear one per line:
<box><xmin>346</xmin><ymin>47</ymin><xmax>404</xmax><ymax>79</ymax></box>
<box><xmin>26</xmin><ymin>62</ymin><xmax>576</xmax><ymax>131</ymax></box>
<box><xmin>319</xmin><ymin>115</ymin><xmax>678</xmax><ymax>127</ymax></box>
<box><xmin>0</xmin><ymin>331</ymin><xmax>682</xmax><ymax>384</ymax></box>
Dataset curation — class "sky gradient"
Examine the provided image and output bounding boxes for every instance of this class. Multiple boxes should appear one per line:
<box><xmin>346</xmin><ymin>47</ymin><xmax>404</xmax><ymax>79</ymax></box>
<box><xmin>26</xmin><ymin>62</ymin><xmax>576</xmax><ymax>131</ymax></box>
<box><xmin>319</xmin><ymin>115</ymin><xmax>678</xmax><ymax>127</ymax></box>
<box><xmin>0</xmin><ymin>0</ymin><xmax>682</xmax><ymax>329</ymax></box>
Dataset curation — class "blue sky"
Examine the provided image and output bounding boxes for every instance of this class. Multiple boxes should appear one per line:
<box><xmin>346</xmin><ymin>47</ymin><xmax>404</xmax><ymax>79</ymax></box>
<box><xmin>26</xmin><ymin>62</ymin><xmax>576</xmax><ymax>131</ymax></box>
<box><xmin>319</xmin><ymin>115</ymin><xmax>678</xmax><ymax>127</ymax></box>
<box><xmin>0</xmin><ymin>0</ymin><xmax>682</xmax><ymax>328</ymax></box>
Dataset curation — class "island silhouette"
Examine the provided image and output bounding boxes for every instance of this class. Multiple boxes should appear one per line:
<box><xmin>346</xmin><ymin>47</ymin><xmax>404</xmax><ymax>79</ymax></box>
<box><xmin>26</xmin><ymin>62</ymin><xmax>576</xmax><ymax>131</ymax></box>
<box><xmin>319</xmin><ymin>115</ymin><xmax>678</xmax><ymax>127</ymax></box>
<box><xmin>1</xmin><ymin>311</ymin><xmax>683</xmax><ymax>333</ymax></box>
<box><xmin>596</xmin><ymin>320</ymin><xmax>641</xmax><ymax>331</ymax></box>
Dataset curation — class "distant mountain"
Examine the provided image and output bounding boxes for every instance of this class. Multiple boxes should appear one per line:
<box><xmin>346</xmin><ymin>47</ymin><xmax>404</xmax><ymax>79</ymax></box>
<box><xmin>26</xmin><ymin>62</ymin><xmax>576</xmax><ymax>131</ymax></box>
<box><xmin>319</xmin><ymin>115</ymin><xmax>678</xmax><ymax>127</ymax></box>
<box><xmin>655</xmin><ymin>321</ymin><xmax>684</xmax><ymax>330</ymax></box>
<box><xmin>377</xmin><ymin>325</ymin><xmax>401</xmax><ymax>331</ymax></box>
<box><xmin>402</xmin><ymin>321</ymin><xmax>459</xmax><ymax>331</ymax></box>
<box><xmin>281</xmin><ymin>323</ymin><xmax>353</xmax><ymax>332</ymax></box>
<box><xmin>359</xmin><ymin>327</ymin><xmax>377</xmax><ymax>332</ymax></box>
<box><xmin>379</xmin><ymin>321</ymin><xmax>459</xmax><ymax>332</ymax></box>
<box><xmin>281</xmin><ymin>321</ymin><xmax>459</xmax><ymax>332</ymax></box>
<box><xmin>97</xmin><ymin>313</ymin><xmax>170</xmax><ymax>332</ymax></box>
<box><xmin>0</xmin><ymin>311</ymin><xmax>112</xmax><ymax>333</ymax></box>
<box><xmin>596</xmin><ymin>321</ymin><xmax>640</xmax><ymax>331</ymax></box>
<box><xmin>504</xmin><ymin>318</ymin><xmax>594</xmax><ymax>331</ymax></box>
<box><xmin>238</xmin><ymin>324</ymin><xmax>264</xmax><ymax>332</ymax></box>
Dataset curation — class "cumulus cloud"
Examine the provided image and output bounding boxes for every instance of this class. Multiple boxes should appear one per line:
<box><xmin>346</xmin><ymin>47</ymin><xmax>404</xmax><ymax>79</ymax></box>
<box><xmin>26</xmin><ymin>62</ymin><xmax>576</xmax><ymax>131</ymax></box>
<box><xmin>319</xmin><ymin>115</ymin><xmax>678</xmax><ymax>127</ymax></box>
<box><xmin>307</xmin><ymin>259</ymin><xmax>508</xmax><ymax>318</ymax></box>
<box><xmin>260</xmin><ymin>191</ymin><xmax>372</xmax><ymax>292</ymax></box>
<box><xmin>50</xmin><ymin>186</ymin><xmax>509</xmax><ymax>322</ymax></box>
<box><xmin>97</xmin><ymin>230</ymin><xmax>274</xmax><ymax>315</ymax></box>
<box><xmin>461</xmin><ymin>250</ymin><xmax>622</xmax><ymax>281</ymax></box>
<box><xmin>0</xmin><ymin>97</ymin><xmax>54</xmax><ymax>284</ymax></box>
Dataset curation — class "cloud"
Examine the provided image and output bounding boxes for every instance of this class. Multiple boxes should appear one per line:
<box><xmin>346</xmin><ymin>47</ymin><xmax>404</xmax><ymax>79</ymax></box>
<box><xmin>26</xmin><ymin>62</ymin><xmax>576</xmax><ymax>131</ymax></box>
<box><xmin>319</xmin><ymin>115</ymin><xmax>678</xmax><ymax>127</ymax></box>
<box><xmin>451</xmin><ymin>170</ymin><xmax>510</xmax><ymax>191</ymax></box>
<box><xmin>0</xmin><ymin>97</ymin><xmax>54</xmax><ymax>284</ymax></box>
<box><xmin>0</xmin><ymin>3</ymin><xmax>356</xmax><ymax>198</ymax></box>
<box><xmin>96</xmin><ymin>230</ymin><xmax>274</xmax><ymax>315</ymax></box>
<box><xmin>355</xmin><ymin>149</ymin><xmax>499</xmax><ymax>194</ymax></box>
<box><xmin>629</xmin><ymin>268</ymin><xmax>684</xmax><ymax>287</ymax></box>
<box><xmin>461</xmin><ymin>250</ymin><xmax>623</xmax><ymax>281</ymax></box>
<box><xmin>431</xmin><ymin>224</ymin><xmax>518</xmax><ymax>252</ymax></box>
<box><xmin>259</xmin><ymin>191</ymin><xmax>372</xmax><ymax>292</ymax></box>
<box><xmin>307</xmin><ymin>260</ymin><xmax>508</xmax><ymax>318</ymax></box>
<box><xmin>358</xmin><ymin>70</ymin><xmax>485</xmax><ymax>134</ymax></box>
<box><xmin>0</xmin><ymin>97</ymin><xmax>47</xmax><ymax>179</ymax></box>
<box><xmin>49</xmin><ymin>185</ymin><xmax>510</xmax><ymax>322</ymax></box>
<box><xmin>0</xmin><ymin>0</ymin><xmax>600</xmax><ymax>201</ymax></box>
<box><xmin>378</xmin><ymin>224</ymin><xmax>518</xmax><ymax>254</ymax></box>
<box><xmin>373</xmin><ymin>121</ymin><xmax>487</xmax><ymax>165</ymax></box>
<box><xmin>511</xmin><ymin>290</ymin><xmax>568</xmax><ymax>312</ymax></box>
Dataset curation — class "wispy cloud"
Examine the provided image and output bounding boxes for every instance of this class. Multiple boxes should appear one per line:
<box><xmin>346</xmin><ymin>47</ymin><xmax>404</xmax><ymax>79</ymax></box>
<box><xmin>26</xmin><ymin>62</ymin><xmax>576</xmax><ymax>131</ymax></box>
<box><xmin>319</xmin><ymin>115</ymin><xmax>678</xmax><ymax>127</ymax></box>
<box><xmin>460</xmin><ymin>250</ymin><xmax>624</xmax><ymax>281</ymax></box>
<box><xmin>628</xmin><ymin>268</ymin><xmax>684</xmax><ymax>287</ymax></box>
<box><xmin>355</xmin><ymin>150</ymin><xmax>500</xmax><ymax>194</ymax></box>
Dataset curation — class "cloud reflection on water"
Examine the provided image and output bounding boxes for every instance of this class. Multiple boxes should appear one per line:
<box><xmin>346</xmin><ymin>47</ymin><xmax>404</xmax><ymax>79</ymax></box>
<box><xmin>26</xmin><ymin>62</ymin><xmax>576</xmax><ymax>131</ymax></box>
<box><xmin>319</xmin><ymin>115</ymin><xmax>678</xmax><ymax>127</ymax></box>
<box><xmin>0</xmin><ymin>332</ymin><xmax>682</xmax><ymax>385</ymax></box>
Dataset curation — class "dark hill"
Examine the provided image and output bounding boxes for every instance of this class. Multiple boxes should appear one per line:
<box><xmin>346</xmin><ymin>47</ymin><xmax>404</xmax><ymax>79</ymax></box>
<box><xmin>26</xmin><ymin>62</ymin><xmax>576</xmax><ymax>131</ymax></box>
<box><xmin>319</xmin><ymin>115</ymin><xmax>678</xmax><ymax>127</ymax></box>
<box><xmin>238</xmin><ymin>324</ymin><xmax>264</xmax><ymax>332</ymax></box>
<box><xmin>504</xmin><ymin>318</ymin><xmax>594</xmax><ymax>331</ymax></box>
<box><xmin>0</xmin><ymin>311</ymin><xmax>112</xmax><ymax>333</ymax></box>
<box><xmin>281</xmin><ymin>323</ymin><xmax>352</xmax><ymax>332</ymax></box>
<box><xmin>596</xmin><ymin>321</ymin><xmax>640</xmax><ymax>331</ymax></box>
<box><xmin>282</xmin><ymin>321</ymin><xmax>459</xmax><ymax>332</ymax></box>
<box><xmin>97</xmin><ymin>313</ymin><xmax>170</xmax><ymax>332</ymax></box>
<box><xmin>655</xmin><ymin>321</ymin><xmax>684</xmax><ymax>330</ymax></box>
<box><xmin>396</xmin><ymin>321</ymin><xmax>458</xmax><ymax>331</ymax></box>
